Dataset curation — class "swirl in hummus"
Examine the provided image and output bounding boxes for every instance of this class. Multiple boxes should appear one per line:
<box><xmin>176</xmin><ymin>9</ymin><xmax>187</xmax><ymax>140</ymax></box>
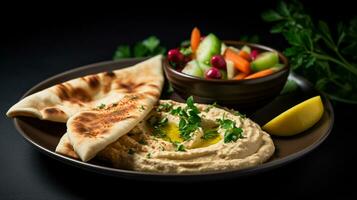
<box><xmin>94</xmin><ymin>99</ymin><xmax>275</xmax><ymax>173</ymax></box>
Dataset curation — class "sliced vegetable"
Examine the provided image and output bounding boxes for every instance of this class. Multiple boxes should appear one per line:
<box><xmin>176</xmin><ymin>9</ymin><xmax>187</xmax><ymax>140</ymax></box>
<box><xmin>219</xmin><ymin>69</ymin><xmax>227</xmax><ymax>80</ymax></box>
<box><xmin>199</xmin><ymin>62</ymin><xmax>211</xmax><ymax>73</ymax></box>
<box><xmin>226</xmin><ymin>60</ymin><xmax>236</xmax><ymax>79</ymax></box>
<box><xmin>191</xmin><ymin>27</ymin><xmax>201</xmax><ymax>54</ymax></box>
<box><xmin>251</xmin><ymin>52</ymin><xmax>279</xmax><ymax>72</ymax></box>
<box><xmin>182</xmin><ymin>60</ymin><xmax>203</xmax><ymax>77</ymax></box>
<box><xmin>221</xmin><ymin>43</ymin><xmax>227</xmax><ymax>55</ymax></box>
<box><xmin>238</xmin><ymin>50</ymin><xmax>251</xmax><ymax>61</ymax></box>
<box><xmin>241</xmin><ymin>45</ymin><xmax>251</xmax><ymax>54</ymax></box>
<box><xmin>196</xmin><ymin>33</ymin><xmax>222</xmax><ymax>64</ymax></box>
<box><xmin>224</xmin><ymin>48</ymin><xmax>251</xmax><ymax>74</ymax></box>
<box><xmin>234</xmin><ymin>73</ymin><xmax>249</xmax><ymax>80</ymax></box>
<box><xmin>244</xmin><ymin>68</ymin><xmax>275</xmax><ymax>79</ymax></box>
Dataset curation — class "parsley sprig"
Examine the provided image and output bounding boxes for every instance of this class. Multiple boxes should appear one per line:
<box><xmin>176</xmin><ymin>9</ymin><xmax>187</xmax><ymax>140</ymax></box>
<box><xmin>217</xmin><ymin>118</ymin><xmax>244</xmax><ymax>143</ymax></box>
<box><xmin>262</xmin><ymin>0</ymin><xmax>357</xmax><ymax>103</ymax></box>
<box><xmin>170</xmin><ymin>96</ymin><xmax>201</xmax><ymax>141</ymax></box>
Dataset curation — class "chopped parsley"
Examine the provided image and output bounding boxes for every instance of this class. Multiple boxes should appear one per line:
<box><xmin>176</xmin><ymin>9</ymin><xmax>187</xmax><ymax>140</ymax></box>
<box><xmin>204</xmin><ymin>102</ymin><xmax>219</xmax><ymax>112</ymax></box>
<box><xmin>156</xmin><ymin>103</ymin><xmax>173</xmax><ymax>112</ymax></box>
<box><xmin>217</xmin><ymin>118</ymin><xmax>244</xmax><ymax>143</ymax></box>
<box><xmin>146</xmin><ymin>153</ymin><xmax>152</xmax><ymax>159</ymax></box>
<box><xmin>97</xmin><ymin>103</ymin><xmax>106</xmax><ymax>109</ymax></box>
<box><xmin>138</xmin><ymin>139</ymin><xmax>147</xmax><ymax>145</ymax></box>
<box><xmin>201</xmin><ymin>129</ymin><xmax>220</xmax><ymax>140</ymax></box>
<box><xmin>139</xmin><ymin>105</ymin><xmax>146</xmax><ymax>112</ymax></box>
<box><xmin>150</xmin><ymin>116</ymin><xmax>168</xmax><ymax>138</ymax></box>
<box><xmin>159</xmin><ymin>145</ymin><xmax>165</xmax><ymax>151</ymax></box>
<box><xmin>172</xmin><ymin>142</ymin><xmax>186</xmax><ymax>152</ymax></box>
<box><xmin>232</xmin><ymin>110</ymin><xmax>246</xmax><ymax>119</ymax></box>
<box><xmin>128</xmin><ymin>149</ymin><xmax>135</xmax><ymax>155</ymax></box>
<box><xmin>171</xmin><ymin>96</ymin><xmax>201</xmax><ymax>141</ymax></box>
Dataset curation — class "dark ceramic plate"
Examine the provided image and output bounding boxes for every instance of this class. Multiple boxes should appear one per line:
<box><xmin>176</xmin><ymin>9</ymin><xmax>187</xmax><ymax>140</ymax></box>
<box><xmin>13</xmin><ymin>58</ymin><xmax>334</xmax><ymax>181</ymax></box>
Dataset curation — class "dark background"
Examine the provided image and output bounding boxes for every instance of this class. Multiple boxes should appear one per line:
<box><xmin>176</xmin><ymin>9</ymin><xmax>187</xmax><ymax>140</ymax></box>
<box><xmin>1</xmin><ymin>0</ymin><xmax>356</xmax><ymax>198</ymax></box>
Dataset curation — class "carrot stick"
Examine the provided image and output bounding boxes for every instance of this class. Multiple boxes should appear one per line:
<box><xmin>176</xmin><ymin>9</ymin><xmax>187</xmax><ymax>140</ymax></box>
<box><xmin>191</xmin><ymin>27</ymin><xmax>201</xmax><ymax>53</ymax></box>
<box><xmin>238</xmin><ymin>50</ymin><xmax>251</xmax><ymax>61</ymax></box>
<box><xmin>224</xmin><ymin>48</ymin><xmax>251</xmax><ymax>74</ymax></box>
<box><xmin>244</xmin><ymin>68</ymin><xmax>274</xmax><ymax>79</ymax></box>
<box><xmin>234</xmin><ymin>73</ymin><xmax>249</xmax><ymax>80</ymax></box>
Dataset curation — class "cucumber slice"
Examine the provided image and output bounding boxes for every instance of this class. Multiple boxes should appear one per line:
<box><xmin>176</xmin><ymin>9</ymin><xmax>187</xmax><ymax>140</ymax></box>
<box><xmin>219</xmin><ymin>69</ymin><xmax>227</xmax><ymax>80</ymax></box>
<box><xmin>241</xmin><ymin>45</ymin><xmax>251</xmax><ymax>54</ymax></box>
<box><xmin>226</xmin><ymin>60</ymin><xmax>236</xmax><ymax>79</ymax></box>
<box><xmin>221</xmin><ymin>43</ymin><xmax>227</xmax><ymax>55</ymax></box>
<box><xmin>199</xmin><ymin>62</ymin><xmax>211</xmax><ymax>73</ymax></box>
<box><xmin>182</xmin><ymin>60</ymin><xmax>203</xmax><ymax>77</ymax></box>
<box><xmin>196</xmin><ymin>33</ymin><xmax>222</xmax><ymax>64</ymax></box>
<box><xmin>251</xmin><ymin>52</ymin><xmax>279</xmax><ymax>72</ymax></box>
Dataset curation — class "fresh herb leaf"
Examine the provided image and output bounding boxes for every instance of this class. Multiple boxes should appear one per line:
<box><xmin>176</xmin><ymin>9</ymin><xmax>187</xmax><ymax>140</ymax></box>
<box><xmin>172</xmin><ymin>142</ymin><xmax>186</xmax><ymax>152</ymax></box>
<box><xmin>113</xmin><ymin>45</ymin><xmax>131</xmax><ymax>59</ymax></box>
<box><xmin>138</xmin><ymin>139</ymin><xmax>147</xmax><ymax>145</ymax></box>
<box><xmin>156</xmin><ymin>103</ymin><xmax>173</xmax><ymax>112</ymax></box>
<box><xmin>146</xmin><ymin>153</ymin><xmax>152</xmax><ymax>159</ymax></box>
<box><xmin>150</xmin><ymin>116</ymin><xmax>168</xmax><ymax>138</ymax></box>
<box><xmin>232</xmin><ymin>110</ymin><xmax>246</xmax><ymax>119</ymax></box>
<box><xmin>170</xmin><ymin>96</ymin><xmax>201</xmax><ymax>141</ymax></box>
<box><xmin>139</xmin><ymin>105</ymin><xmax>145</xmax><ymax>112</ymax></box>
<box><xmin>263</xmin><ymin>1</ymin><xmax>357</xmax><ymax>103</ymax></box>
<box><xmin>201</xmin><ymin>129</ymin><xmax>219</xmax><ymax>140</ymax></box>
<box><xmin>113</xmin><ymin>36</ymin><xmax>166</xmax><ymax>60</ymax></box>
<box><xmin>217</xmin><ymin>118</ymin><xmax>244</xmax><ymax>143</ymax></box>
<box><xmin>128</xmin><ymin>149</ymin><xmax>135</xmax><ymax>155</ymax></box>
<box><xmin>97</xmin><ymin>103</ymin><xmax>106</xmax><ymax>109</ymax></box>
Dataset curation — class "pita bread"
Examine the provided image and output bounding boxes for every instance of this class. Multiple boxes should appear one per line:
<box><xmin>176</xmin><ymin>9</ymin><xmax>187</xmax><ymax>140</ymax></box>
<box><xmin>7</xmin><ymin>55</ymin><xmax>163</xmax><ymax>122</ymax></box>
<box><xmin>66</xmin><ymin>92</ymin><xmax>160</xmax><ymax>161</ymax></box>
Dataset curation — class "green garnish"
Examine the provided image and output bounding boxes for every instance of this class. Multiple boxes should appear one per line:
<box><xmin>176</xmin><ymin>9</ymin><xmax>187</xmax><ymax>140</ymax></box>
<box><xmin>232</xmin><ymin>110</ymin><xmax>246</xmax><ymax>119</ymax></box>
<box><xmin>97</xmin><ymin>103</ymin><xmax>106</xmax><ymax>109</ymax></box>
<box><xmin>146</xmin><ymin>153</ymin><xmax>152</xmax><ymax>159</ymax></box>
<box><xmin>172</xmin><ymin>142</ymin><xmax>186</xmax><ymax>152</ymax></box>
<box><xmin>156</xmin><ymin>103</ymin><xmax>173</xmax><ymax>112</ymax></box>
<box><xmin>138</xmin><ymin>139</ymin><xmax>147</xmax><ymax>145</ymax></box>
<box><xmin>139</xmin><ymin>105</ymin><xmax>145</xmax><ymax>112</ymax></box>
<box><xmin>171</xmin><ymin>96</ymin><xmax>201</xmax><ymax>141</ymax></box>
<box><xmin>113</xmin><ymin>36</ymin><xmax>166</xmax><ymax>60</ymax></box>
<box><xmin>150</xmin><ymin>117</ymin><xmax>168</xmax><ymax>138</ymax></box>
<box><xmin>128</xmin><ymin>149</ymin><xmax>135</xmax><ymax>155</ymax></box>
<box><xmin>262</xmin><ymin>1</ymin><xmax>357</xmax><ymax>103</ymax></box>
<box><xmin>201</xmin><ymin>129</ymin><xmax>220</xmax><ymax>140</ymax></box>
<box><xmin>217</xmin><ymin>118</ymin><xmax>244</xmax><ymax>143</ymax></box>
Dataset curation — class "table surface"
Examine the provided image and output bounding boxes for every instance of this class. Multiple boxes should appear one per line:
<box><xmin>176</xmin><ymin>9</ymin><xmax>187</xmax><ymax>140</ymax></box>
<box><xmin>1</xmin><ymin>3</ymin><xmax>356</xmax><ymax>198</ymax></box>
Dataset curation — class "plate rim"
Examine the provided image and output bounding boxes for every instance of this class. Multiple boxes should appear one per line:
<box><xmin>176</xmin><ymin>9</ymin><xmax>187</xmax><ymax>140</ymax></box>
<box><xmin>12</xmin><ymin>58</ymin><xmax>335</xmax><ymax>180</ymax></box>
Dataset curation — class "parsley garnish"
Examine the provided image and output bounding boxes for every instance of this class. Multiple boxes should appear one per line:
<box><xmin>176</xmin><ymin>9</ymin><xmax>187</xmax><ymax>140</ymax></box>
<box><xmin>156</xmin><ymin>103</ymin><xmax>173</xmax><ymax>112</ymax></box>
<box><xmin>170</xmin><ymin>96</ymin><xmax>201</xmax><ymax>141</ymax></box>
<box><xmin>150</xmin><ymin>117</ymin><xmax>168</xmax><ymax>138</ymax></box>
<box><xmin>146</xmin><ymin>153</ymin><xmax>152</xmax><ymax>159</ymax></box>
<box><xmin>201</xmin><ymin>129</ymin><xmax>220</xmax><ymax>140</ymax></box>
<box><xmin>138</xmin><ymin>139</ymin><xmax>147</xmax><ymax>145</ymax></box>
<box><xmin>97</xmin><ymin>103</ymin><xmax>106</xmax><ymax>109</ymax></box>
<box><xmin>139</xmin><ymin>105</ymin><xmax>145</xmax><ymax>112</ymax></box>
<box><xmin>232</xmin><ymin>110</ymin><xmax>246</xmax><ymax>119</ymax></box>
<box><xmin>113</xmin><ymin>36</ymin><xmax>166</xmax><ymax>60</ymax></box>
<box><xmin>262</xmin><ymin>1</ymin><xmax>357</xmax><ymax>103</ymax></box>
<box><xmin>172</xmin><ymin>142</ymin><xmax>186</xmax><ymax>152</ymax></box>
<box><xmin>128</xmin><ymin>149</ymin><xmax>135</xmax><ymax>155</ymax></box>
<box><xmin>217</xmin><ymin>118</ymin><xmax>244</xmax><ymax>143</ymax></box>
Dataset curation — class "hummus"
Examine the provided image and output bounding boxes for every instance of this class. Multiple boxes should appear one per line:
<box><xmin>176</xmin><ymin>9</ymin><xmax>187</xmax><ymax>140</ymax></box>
<box><xmin>98</xmin><ymin>100</ymin><xmax>275</xmax><ymax>173</ymax></box>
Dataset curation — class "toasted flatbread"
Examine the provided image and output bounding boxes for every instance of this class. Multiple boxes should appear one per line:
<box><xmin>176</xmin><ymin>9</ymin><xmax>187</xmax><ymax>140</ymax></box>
<box><xmin>7</xmin><ymin>55</ymin><xmax>163</xmax><ymax>122</ymax></box>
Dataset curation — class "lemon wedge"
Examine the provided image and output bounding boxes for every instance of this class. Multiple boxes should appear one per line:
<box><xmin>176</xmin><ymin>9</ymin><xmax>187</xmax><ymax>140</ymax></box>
<box><xmin>262</xmin><ymin>96</ymin><xmax>324</xmax><ymax>136</ymax></box>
